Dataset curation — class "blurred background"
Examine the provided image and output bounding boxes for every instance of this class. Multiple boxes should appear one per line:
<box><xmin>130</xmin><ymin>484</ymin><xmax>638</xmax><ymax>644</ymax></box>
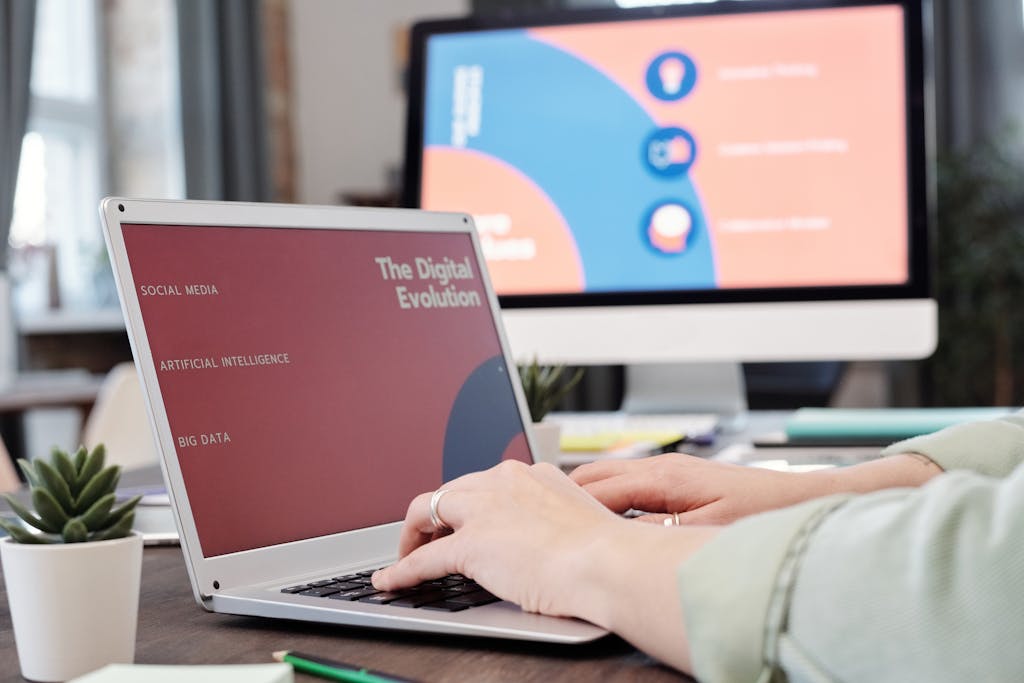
<box><xmin>1</xmin><ymin>0</ymin><xmax>1022</xmax><ymax>461</ymax></box>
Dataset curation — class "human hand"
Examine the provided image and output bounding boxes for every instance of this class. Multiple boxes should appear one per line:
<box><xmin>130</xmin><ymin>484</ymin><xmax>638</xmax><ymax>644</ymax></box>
<box><xmin>372</xmin><ymin>459</ymin><xmax>720</xmax><ymax>675</ymax></box>
<box><xmin>570</xmin><ymin>452</ymin><xmax>815</xmax><ymax>525</ymax></box>
<box><xmin>371</xmin><ymin>460</ymin><xmax>625</xmax><ymax>617</ymax></box>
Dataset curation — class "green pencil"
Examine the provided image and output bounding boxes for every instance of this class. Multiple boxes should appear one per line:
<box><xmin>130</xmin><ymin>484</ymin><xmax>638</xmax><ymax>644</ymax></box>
<box><xmin>272</xmin><ymin>650</ymin><xmax>419</xmax><ymax>683</ymax></box>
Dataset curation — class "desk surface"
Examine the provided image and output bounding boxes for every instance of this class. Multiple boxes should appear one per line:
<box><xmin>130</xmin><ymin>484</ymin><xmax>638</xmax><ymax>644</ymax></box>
<box><xmin>0</xmin><ymin>546</ymin><xmax>693</xmax><ymax>682</ymax></box>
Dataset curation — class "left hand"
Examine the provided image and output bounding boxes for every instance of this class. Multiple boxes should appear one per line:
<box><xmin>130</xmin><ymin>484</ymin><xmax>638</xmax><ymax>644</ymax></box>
<box><xmin>372</xmin><ymin>460</ymin><xmax>623</xmax><ymax>617</ymax></box>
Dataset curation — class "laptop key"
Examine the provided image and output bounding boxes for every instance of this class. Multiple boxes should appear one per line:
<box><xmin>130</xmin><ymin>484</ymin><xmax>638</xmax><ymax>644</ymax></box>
<box><xmin>448</xmin><ymin>590</ymin><xmax>500</xmax><ymax>607</ymax></box>
<box><xmin>328</xmin><ymin>587</ymin><xmax>381</xmax><ymax>601</ymax></box>
<box><xmin>359</xmin><ymin>590</ymin><xmax>415</xmax><ymax>605</ymax></box>
<box><xmin>331</xmin><ymin>581</ymin><xmax>366</xmax><ymax>591</ymax></box>
<box><xmin>309</xmin><ymin>579</ymin><xmax>338</xmax><ymax>587</ymax></box>
<box><xmin>389</xmin><ymin>591</ymin><xmax>449</xmax><ymax>608</ymax></box>
<box><xmin>281</xmin><ymin>584</ymin><xmax>310</xmax><ymax>594</ymax></box>
<box><xmin>420</xmin><ymin>600</ymin><xmax>470</xmax><ymax>612</ymax></box>
<box><xmin>299</xmin><ymin>586</ymin><xmax>344</xmax><ymax>598</ymax></box>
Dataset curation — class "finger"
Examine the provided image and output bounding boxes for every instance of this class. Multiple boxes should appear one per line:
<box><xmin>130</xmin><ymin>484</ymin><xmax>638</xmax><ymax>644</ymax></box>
<box><xmin>569</xmin><ymin>458</ymin><xmax>641</xmax><ymax>485</ymax></box>
<box><xmin>675</xmin><ymin>504</ymin><xmax>728</xmax><ymax>526</ymax></box>
<box><xmin>580</xmin><ymin>474</ymin><xmax>668</xmax><ymax>514</ymax></box>
<box><xmin>635</xmin><ymin>513</ymin><xmax>673</xmax><ymax>525</ymax></box>
<box><xmin>373</xmin><ymin>533</ymin><xmax>461</xmax><ymax>591</ymax></box>
<box><xmin>397</xmin><ymin>491</ymin><xmax>441</xmax><ymax>558</ymax></box>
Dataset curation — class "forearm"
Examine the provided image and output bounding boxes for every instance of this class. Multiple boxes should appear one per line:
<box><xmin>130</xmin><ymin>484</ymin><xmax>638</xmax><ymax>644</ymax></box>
<box><xmin>795</xmin><ymin>408</ymin><xmax>1024</xmax><ymax>500</ymax></box>
<box><xmin>565</xmin><ymin>519</ymin><xmax>720</xmax><ymax>674</ymax></box>
<box><xmin>801</xmin><ymin>452</ymin><xmax>943</xmax><ymax>498</ymax></box>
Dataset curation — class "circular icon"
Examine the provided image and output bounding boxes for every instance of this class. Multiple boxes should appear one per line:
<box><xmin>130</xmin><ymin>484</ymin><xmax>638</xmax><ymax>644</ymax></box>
<box><xmin>642</xmin><ymin>127</ymin><xmax>697</xmax><ymax>177</ymax></box>
<box><xmin>646</xmin><ymin>52</ymin><xmax>697</xmax><ymax>101</ymax></box>
<box><xmin>643</xmin><ymin>202</ymin><xmax>695</xmax><ymax>255</ymax></box>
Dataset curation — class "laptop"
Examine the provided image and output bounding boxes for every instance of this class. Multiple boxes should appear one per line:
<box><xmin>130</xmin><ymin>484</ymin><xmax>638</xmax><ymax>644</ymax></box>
<box><xmin>99</xmin><ymin>197</ymin><xmax>608</xmax><ymax>644</ymax></box>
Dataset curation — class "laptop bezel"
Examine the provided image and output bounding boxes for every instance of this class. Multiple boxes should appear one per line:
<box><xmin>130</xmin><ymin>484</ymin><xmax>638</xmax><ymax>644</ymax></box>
<box><xmin>100</xmin><ymin>197</ymin><xmax>540</xmax><ymax>601</ymax></box>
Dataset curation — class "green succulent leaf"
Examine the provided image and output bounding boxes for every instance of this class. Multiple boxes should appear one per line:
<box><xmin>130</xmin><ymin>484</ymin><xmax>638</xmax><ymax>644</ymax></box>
<box><xmin>75</xmin><ymin>464</ymin><xmax>121</xmax><ymax>512</ymax></box>
<box><xmin>61</xmin><ymin>517</ymin><xmax>89</xmax><ymax>543</ymax></box>
<box><xmin>3</xmin><ymin>493</ymin><xmax>59</xmax><ymax>534</ymax></box>
<box><xmin>75</xmin><ymin>444</ymin><xmax>106</xmax><ymax>493</ymax></box>
<box><xmin>34</xmin><ymin>459</ymin><xmax>75</xmax><ymax>515</ymax></box>
<box><xmin>80</xmin><ymin>492</ymin><xmax>116</xmax><ymax>531</ymax></box>
<box><xmin>72</xmin><ymin>445</ymin><xmax>88</xmax><ymax>474</ymax></box>
<box><xmin>32</xmin><ymin>486</ymin><xmax>71</xmax><ymax>530</ymax></box>
<box><xmin>0</xmin><ymin>519</ymin><xmax>54</xmax><ymax>544</ymax></box>
<box><xmin>105</xmin><ymin>495</ymin><xmax>142</xmax><ymax>529</ymax></box>
<box><xmin>52</xmin><ymin>448</ymin><xmax>78</xmax><ymax>491</ymax></box>
<box><xmin>517</xmin><ymin>358</ymin><xmax>585</xmax><ymax>422</ymax></box>
<box><xmin>89</xmin><ymin>510</ymin><xmax>134</xmax><ymax>542</ymax></box>
<box><xmin>16</xmin><ymin>459</ymin><xmax>39</xmax><ymax>488</ymax></box>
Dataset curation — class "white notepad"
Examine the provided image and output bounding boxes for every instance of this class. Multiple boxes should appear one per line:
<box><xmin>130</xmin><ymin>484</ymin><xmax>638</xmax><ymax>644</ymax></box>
<box><xmin>70</xmin><ymin>663</ymin><xmax>292</xmax><ymax>683</ymax></box>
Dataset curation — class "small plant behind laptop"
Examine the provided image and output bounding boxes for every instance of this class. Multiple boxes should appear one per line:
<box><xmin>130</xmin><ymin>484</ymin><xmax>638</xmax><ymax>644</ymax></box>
<box><xmin>517</xmin><ymin>359</ymin><xmax>584</xmax><ymax>466</ymax></box>
<box><xmin>0</xmin><ymin>444</ymin><xmax>145</xmax><ymax>681</ymax></box>
<box><xmin>518</xmin><ymin>358</ymin><xmax>585</xmax><ymax>423</ymax></box>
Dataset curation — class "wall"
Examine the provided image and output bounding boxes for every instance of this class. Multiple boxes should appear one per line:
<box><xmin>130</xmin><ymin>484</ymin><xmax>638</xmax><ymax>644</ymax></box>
<box><xmin>288</xmin><ymin>0</ymin><xmax>469</xmax><ymax>205</ymax></box>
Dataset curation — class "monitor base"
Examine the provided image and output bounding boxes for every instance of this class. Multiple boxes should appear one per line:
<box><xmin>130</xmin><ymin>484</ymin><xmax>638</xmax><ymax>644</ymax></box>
<box><xmin>621</xmin><ymin>362</ymin><xmax>748</xmax><ymax>432</ymax></box>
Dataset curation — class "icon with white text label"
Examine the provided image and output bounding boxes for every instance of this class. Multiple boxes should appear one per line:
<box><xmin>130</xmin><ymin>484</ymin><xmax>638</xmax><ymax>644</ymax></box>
<box><xmin>643</xmin><ymin>202</ymin><xmax>694</xmax><ymax>255</ymax></box>
<box><xmin>643</xmin><ymin>127</ymin><xmax>697</xmax><ymax>177</ymax></box>
<box><xmin>646</xmin><ymin>52</ymin><xmax>697</xmax><ymax>101</ymax></box>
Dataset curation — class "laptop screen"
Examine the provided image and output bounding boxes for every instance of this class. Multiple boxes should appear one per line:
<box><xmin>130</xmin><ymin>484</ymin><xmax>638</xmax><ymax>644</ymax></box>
<box><xmin>121</xmin><ymin>223</ymin><xmax>531</xmax><ymax>557</ymax></box>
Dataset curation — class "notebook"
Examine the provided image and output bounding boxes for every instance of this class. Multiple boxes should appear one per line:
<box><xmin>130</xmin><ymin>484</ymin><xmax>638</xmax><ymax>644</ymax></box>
<box><xmin>99</xmin><ymin>198</ymin><xmax>607</xmax><ymax>644</ymax></box>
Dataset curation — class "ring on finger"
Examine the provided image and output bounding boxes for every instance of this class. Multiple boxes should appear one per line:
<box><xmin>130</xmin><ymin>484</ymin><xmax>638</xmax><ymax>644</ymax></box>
<box><xmin>429</xmin><ymin>488</ymin><xmax>453</xmax><ymax>532</ymax></box>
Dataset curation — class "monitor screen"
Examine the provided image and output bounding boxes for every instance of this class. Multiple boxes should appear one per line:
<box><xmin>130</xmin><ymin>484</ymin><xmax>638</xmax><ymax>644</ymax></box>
<box><xmin>404</xmin><ymin>0</ymin><xmax>935</xmax><ymax>366</ymax></box>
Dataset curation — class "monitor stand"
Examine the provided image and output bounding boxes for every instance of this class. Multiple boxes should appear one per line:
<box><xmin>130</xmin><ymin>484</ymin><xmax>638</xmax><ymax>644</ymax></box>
<box><xmin>620</xmin><ymin>362</ymin><xmax>748</xmax><ymax>432</ymax></box>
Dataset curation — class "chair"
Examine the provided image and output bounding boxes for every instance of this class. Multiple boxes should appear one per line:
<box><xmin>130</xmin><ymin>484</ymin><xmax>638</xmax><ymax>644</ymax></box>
<box><xmin>0</xmin><ymin>434</ymin><xmax>19</xmax><ymax>493</ymax></box>
<box><xmin>82</xmin><ymin>362</ymin><xmax>159</xmax><ymax>471</ymax></box>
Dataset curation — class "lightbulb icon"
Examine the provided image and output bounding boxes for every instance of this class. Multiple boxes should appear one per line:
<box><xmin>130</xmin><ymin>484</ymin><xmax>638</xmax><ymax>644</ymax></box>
<box><xmin>646</xmin><ymin>52</ymin><xmax>697</xmax><ymax>101</ymax></box>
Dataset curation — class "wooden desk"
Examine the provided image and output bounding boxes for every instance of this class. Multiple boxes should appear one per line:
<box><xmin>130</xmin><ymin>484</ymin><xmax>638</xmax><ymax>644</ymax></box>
<box><xmin>0</xmin><ymin>546</ymin><xmax>693</xmax><ymax>682</ymax></box>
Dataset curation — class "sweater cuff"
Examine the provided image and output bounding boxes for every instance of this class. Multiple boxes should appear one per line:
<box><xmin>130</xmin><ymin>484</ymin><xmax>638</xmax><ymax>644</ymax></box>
<box><xmin>881</xmin><ymin>414</ymin><xmax>1024</xmax><ymax>478</ymax></box>
<box><xmin>678</xmin><ymin>495</ymin><xmax>851</xmax><ymax>683</ymax></box>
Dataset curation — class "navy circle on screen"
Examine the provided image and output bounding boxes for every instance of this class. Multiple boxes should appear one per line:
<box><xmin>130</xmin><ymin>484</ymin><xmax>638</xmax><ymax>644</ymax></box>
<box><xmin>442</xmin><ymin>355</ymin><xmax>526</xmax><ymax>481</ymax></box>
<box><xmin>642</xmin><ymin>126</ymin><xmax>698</xmax><ymax>178</ymax></box>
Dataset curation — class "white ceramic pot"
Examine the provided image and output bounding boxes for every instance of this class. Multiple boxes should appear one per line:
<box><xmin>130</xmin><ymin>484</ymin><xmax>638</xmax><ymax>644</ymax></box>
<box><xmin>1</xmin><ymin>533</ymin><xmax>143</xmax><ymax>682</ymax></box>
<box><xmin>529</xmin><ymin>421</ymin><xmax>563</xmax><ymax>466</ymax></box>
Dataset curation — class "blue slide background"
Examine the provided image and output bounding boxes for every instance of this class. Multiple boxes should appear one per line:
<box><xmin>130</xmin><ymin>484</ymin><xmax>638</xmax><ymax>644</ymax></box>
<box><xmin>424</xmin><ymin>30</ymin><xmax>717</xmax><ymax>291</ymax></box>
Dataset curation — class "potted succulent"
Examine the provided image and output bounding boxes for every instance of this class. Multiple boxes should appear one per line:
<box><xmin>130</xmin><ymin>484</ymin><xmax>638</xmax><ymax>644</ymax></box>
<box><xmin>518</xmin><ymin>359</ymin><xmax>584</xmax><ymax>465</ymax></box>
<box><xmin>0</xmin><ymin>445</ymin><xmax>143</xmax><ymax>682</ymax></box>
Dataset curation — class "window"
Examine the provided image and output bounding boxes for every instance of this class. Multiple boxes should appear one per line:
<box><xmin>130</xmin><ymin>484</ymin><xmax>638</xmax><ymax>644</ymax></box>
<box><xmin>10</xmin><ymin>0</ymin><xmax>106</xmax><ymax>313</ymax></box>
<box><xmin>10</xmin><ymin>0</ymin><xmax>184</xmax><ymax>316</ymax></box>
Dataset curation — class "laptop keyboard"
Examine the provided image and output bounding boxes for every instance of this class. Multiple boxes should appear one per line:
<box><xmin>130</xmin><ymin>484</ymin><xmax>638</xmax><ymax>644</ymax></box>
<box><xmin>281</xmin><ymin>569</ymin><xmax>500</xmax><ymax>613</ymax></box>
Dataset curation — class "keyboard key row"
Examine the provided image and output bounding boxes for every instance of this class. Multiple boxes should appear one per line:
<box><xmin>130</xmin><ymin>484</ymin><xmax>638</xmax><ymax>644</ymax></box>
<box><xmin>281</xmin><ymin>572</ymin><xmax>499</xmax><ymax>613</ymax></box>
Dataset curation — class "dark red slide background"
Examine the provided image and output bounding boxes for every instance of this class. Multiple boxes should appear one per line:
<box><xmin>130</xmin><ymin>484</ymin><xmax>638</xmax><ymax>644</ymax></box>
<box><xmin>123</xmin><ymin>223</ymin><xmax>529</xmax><ymax>557</ymax></box>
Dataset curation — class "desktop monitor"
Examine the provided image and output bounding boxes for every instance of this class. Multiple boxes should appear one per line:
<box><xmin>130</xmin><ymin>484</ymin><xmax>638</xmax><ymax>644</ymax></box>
<box><xmin>403</xmin><ymin>0</ymin><xmax>936</xmax><ymax>413</ymax></box>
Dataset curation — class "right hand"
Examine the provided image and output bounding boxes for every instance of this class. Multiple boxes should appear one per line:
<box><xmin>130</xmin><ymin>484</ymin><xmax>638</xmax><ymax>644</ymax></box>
<box><xmin>570</xmin><ymin>452</ymin><xmax>818</xmax><ymax>525</ymax></box>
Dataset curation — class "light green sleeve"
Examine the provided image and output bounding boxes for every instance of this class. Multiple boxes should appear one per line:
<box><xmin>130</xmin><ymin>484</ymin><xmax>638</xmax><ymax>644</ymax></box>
<box><xmin>880</xmin><ymin>409</ymin><xmax>1024</xmax><ymax>476</ymax></box>
<box><xmin>679</xmin><ymin>413</ymin><xmax>1024</xmax><ymax>683</ymax></box>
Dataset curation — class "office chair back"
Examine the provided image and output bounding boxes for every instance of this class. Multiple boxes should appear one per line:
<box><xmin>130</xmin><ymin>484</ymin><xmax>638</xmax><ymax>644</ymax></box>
<box><xmin>82</xmin><ymin>362</ymin><xmax>159</xmax><ymax>471</ymax></box>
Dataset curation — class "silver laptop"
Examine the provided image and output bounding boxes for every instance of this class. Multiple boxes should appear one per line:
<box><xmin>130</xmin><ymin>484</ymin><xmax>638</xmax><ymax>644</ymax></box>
<box><xmin>100</xmin><ymin>197</ymin><xmax>607</xmax><ymax>644</ymax></box>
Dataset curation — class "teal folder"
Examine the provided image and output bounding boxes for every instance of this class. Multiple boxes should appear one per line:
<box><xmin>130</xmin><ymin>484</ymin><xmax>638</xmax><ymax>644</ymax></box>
<box><xmin>785</xmin><ymin>407</ymin><xmax>1017</xmax><ymax>443</ymax></box>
